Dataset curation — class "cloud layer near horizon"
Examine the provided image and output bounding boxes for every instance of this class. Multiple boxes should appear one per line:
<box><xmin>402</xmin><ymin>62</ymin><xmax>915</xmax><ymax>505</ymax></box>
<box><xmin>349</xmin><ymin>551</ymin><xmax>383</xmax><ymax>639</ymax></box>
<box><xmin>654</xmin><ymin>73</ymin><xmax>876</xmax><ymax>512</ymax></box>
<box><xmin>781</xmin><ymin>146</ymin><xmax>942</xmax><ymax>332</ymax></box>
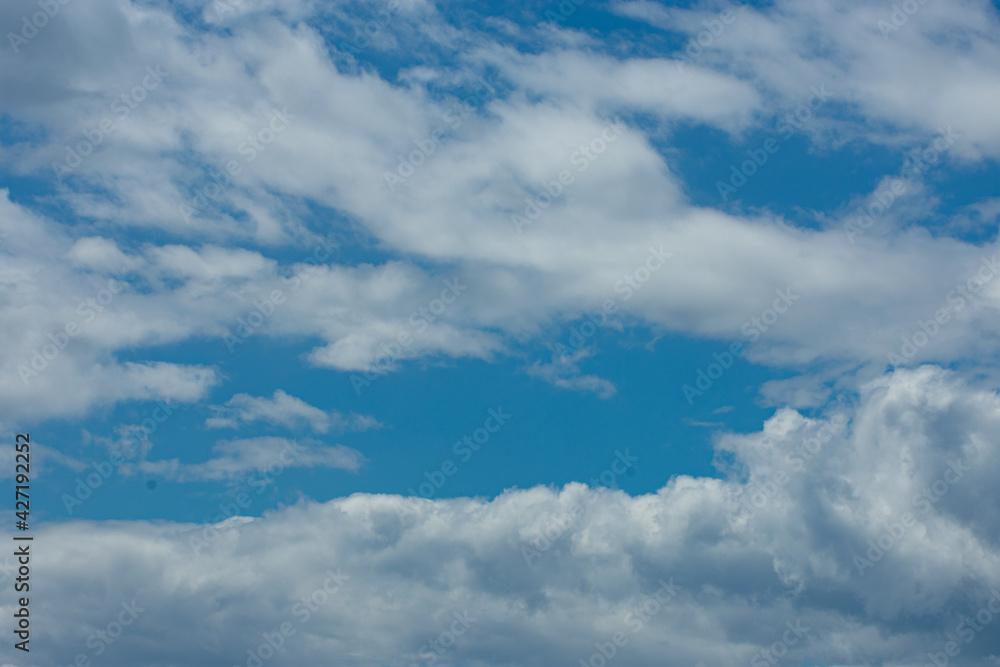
<box><xmin>11</xmin><ymin>367</ymin><xmax>1000</xmax><ymax>666</ymax></box>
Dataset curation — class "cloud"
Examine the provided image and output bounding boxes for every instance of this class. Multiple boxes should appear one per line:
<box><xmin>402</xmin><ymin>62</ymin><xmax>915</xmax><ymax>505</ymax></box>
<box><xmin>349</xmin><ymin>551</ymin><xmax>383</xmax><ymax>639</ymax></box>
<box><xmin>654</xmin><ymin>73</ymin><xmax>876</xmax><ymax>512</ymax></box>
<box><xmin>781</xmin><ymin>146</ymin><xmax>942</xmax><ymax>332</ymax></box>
<box><xmin>0</xmin><ymin>441</ymin><xmax>86</xmax><ymax>480</ymax></box>
<box><xmin>526</xmin><ymin>346</ymin><xmax>617</xmax><ymax>399</ymax></box>
<box><xmin>22</xmin><ymin>367</ymin><xmax>1000</xmax><ymax>666</ymax></box>
<box><xmin>616</xmin><ymin>0</ymin><xmax>1000</xmax><ymax>158</ymax></box>
<box><xmin>0</xmin><ymin>0</ymin><xmax>999</xmax><ymax>419</ymax></box>
<box><xmin>132</xmin><ymin>436</ymin><xmax>365</xmax><ymax>482</ymax></box>
<box><xmin>205</xmin><ymin>389</ymin><xmax>382</xmax><ymax>434</ymax></box>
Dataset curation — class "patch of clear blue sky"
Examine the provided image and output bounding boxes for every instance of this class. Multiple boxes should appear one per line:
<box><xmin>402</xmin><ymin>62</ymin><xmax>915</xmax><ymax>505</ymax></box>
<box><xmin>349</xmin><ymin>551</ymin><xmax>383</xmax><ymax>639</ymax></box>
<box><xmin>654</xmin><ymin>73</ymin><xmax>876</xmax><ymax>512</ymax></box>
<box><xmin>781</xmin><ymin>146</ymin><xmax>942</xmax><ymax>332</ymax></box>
<box><xmin>32</xmin><ymin>324</ymin><xmax>782</xmax><ymax>522</ymax></box>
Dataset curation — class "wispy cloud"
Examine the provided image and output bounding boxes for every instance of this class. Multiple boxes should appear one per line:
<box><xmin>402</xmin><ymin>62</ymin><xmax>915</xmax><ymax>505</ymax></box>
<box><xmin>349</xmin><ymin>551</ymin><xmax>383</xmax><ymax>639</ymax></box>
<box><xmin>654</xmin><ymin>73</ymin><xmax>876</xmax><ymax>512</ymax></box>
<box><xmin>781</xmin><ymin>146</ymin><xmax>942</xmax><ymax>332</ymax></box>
<box><xmin>206</xmin><ymin>390</ymin><xmax>382</xmax><ymax>434</ymax></box>
<box><xmin>133</xmin><ymin>437</ymin><xmax>365</xmax><ymax>482</ymax></box>
<box><xmin>526</xmin><ymin>347</ymin><xmax>616</xmax><ymax>399</ymax></box>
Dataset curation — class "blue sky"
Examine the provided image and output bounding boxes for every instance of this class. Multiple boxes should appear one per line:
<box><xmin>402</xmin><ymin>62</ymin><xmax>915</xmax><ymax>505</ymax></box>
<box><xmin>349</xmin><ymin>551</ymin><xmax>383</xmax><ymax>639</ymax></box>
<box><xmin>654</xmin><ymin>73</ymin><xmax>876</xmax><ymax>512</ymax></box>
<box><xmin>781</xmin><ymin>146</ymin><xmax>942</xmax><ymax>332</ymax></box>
<box><xmin>37</xmin><ymin>327</ymin><xmax>780</xmax><ymax>524</ymax></box>
<box><xmin>2</xmin><ymin>0</ymin><xmax>1000</xmax><ymax>665</ymax></box>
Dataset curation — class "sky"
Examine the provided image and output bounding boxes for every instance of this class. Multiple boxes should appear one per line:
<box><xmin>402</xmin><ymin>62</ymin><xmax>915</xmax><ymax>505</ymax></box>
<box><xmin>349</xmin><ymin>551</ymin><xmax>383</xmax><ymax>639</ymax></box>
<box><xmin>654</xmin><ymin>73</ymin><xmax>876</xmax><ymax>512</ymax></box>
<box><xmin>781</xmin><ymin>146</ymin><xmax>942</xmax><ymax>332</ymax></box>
<box><xmin>1</xmin><ymin>0</ymin><xmax>1000</xmax><ymax>665</ymax></box>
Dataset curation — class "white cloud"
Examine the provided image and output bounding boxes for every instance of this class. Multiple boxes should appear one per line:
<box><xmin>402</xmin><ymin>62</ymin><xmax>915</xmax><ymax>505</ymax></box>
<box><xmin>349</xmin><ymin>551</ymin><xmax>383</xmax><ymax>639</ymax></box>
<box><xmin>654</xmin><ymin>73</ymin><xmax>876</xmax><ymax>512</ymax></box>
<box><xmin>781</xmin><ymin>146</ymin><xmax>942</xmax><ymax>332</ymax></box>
<box><xmin>206</xmin><ymin>389</ymin><xmax>382</xmax><ymax>434</ymax></box>
<box><xmin>616</xmin><ymin>0</ymin><xmax>1000</xmax><ymax>158</ymax></box>
<box><xmin>64</xmin><ymin>237</ymin><xmax>135</xmax><ymax>272</ymax></box>
<box><xmin>132</xmin><ymin>436</ymin><xmax>365</xmax><ymax>482</ymax></box>
<box><xmin>526</xmin><ymin>346</ymin><xmax>617</xmax><ymax>399</ymax></box>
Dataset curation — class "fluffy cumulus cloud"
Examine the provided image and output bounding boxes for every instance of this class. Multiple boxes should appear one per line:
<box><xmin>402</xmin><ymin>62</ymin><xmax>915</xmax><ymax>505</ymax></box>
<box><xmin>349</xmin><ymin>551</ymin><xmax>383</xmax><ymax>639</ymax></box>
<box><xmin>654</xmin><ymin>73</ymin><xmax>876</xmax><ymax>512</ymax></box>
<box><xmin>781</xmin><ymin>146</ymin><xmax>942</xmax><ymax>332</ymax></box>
<box><xmin>9</xmin><ymin>367</ymin><xmax>999</xmax><ymax>666</ymax></box>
